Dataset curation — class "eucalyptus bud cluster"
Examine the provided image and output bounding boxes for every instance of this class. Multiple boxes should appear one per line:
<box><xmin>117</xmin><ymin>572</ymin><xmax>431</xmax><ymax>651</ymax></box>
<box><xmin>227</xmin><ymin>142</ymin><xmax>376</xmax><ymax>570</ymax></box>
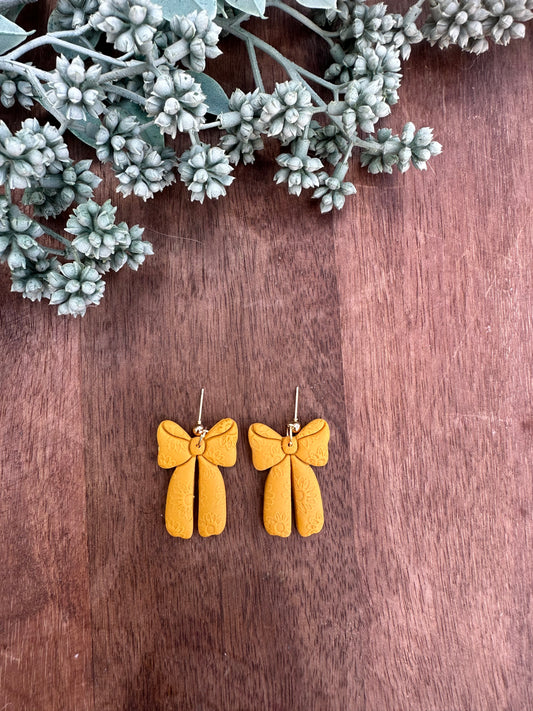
<box><xmin>274</xmin><ymin>138</ymin><xmax>323</xmax><ymax>197</ymax></box>
<box><xmin>0</xmin><ymin>119</ymin><xmax>58</xmax><ymax>190</ymax></box>
<box><xmin>321</xmin><ymin>0</ymin><xmax>423</xmax><ymax>85</ymax></box>
<box><xmin>26</xmin><ymin>119</ymin><xmax>71</xmax><ymax>171</ymax></box>
<box><xmin>82</xmin><ymin>223</ymin><xmax>153</xmax><ymax>273</ymax></box>
<box><xmin>89</xmin><ymin>0</ymin><xmax>163</xmax><ymax>55</ymax></box>
<box><xmin>95</xmin><ymin>109</ymin><xmax>144</xmax><ymax>166</ymax></box>
<box><xmin>422</xmin><ymin>0</ymin><xmax>489</xmax><ymax>51</ymax></box>
<box><xmin>0</xmin><ymin>72</ymin><xmax>33</xmax><ymax>110</ymax></box>
<box><xmin>0</xmin><ymin>113</ymin><xmax>154</xmax><ymax>315</ymax></box>
<box><xmin>48</xmin><ymin>261</ymin><xmax>106</xmax><ymax>317</ymax></box>
<box><xmin>360</xmin><ymin>123</ymin><xmax>442</xmax><ymax>173</ymax></box>
<box><xmin>0</xmin><ymin>199</ymin><xmax>46</xmax><ymax>270</ymax></box>
<box><xmin>65</xmin><ymin>199</ymin><xmax>132</xmax><ymax>260</ymax></box>
<box><xmin>389</xmin><ymin>5</ymin><xmax>424</xmax><ymax>59</ymax></box>
<box><xmin>218</xmin><ymin>88</ymin><xmax>266</xmax><ymax>165</ymax></box>
<box><xmin>23</xmin><ymin>159</ymin><xmax>102</xmax><ymax>219</ymax></box>
<box><xmin>339</xmin><ymin>1</ymin><xmax>397</xmax><ymax>48</ymax></box>
<box><xmin>145</xmin><ymin>69</ymin><xmax>207</xmax><ymax>137</ymax></box>
<box><xmin>309</xmin><ymin>122</ymin><xmax>350</xmax><ymax>166</ymax></box>
<box><xmin>95</xmin><ymin>108</ymin><xmax>177</xmax><ymax>199</ymax></box>
<box><xmin>259</xmin><ymin>80</ymin><xmax>314</xmax><ymax>145</ymax></box>
<box><xmin>482</xmin><ymin>0</ymin><xmax>533</xmax><ymax>45</ymax></box>
<box><xmin>47</xmin><ymin>55</ymin><xmax>105</xmax><ymax>121</ymax></box>
<box><xmin>164</xmin><ymin>11</ymin><xmax>222</xmax><ymax>71</ymax></box>
<box><xmin>423</xmin><ymin>0</ymin><xmax>533</xmax><ymax>51</ymax></box>
<box><xmin>312</xmin><ymin>163</ymin><xmax>357</xmax><ymax>213</ymax></box>
<box><xmin>115</xmin><ymin>145</ymin><xmax>177</xmax><ymax>200</ymax></box>
<box><xmin>178</xmin><ymin>142</ymin><xmax>234</xmax><ymax>203</ymax></box>
<box><xmin>329</xmin><ymin>78</ymin><xmax>390</xmax><ymax>137</ymax></box>
<box><xmin>10</xmin><ymin>257</ymin><xmax>59</xmax><ymax>302</ymax></box>
<box><xmin>110</xmin><ymin>223</ymin><xmax>154</xmax><ymax>272</ymax></box>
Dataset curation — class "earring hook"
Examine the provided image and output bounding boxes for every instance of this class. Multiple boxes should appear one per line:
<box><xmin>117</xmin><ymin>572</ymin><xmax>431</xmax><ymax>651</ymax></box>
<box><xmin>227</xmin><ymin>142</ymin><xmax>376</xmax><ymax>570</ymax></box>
<box><xmin>192</xmin><ymin>387</ymin><xmax>208</xmax><ymax>445</ymax></box>
<box><xmin>287</xmin><ymin>386</ymin><xmax>301</xmax><ymax>443</ymax></box>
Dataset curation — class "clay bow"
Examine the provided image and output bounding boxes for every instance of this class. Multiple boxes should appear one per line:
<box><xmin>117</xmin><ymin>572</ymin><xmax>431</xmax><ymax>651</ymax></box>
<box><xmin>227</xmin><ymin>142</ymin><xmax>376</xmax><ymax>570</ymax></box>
<box><xmin>157</xmin><ymin>418</ymin><xmax>238</xmax><ymax>538</ymax></box>
<box><xmin>248</xmin><ymin>419</ymin><xmax>329</xmax><ymax>537</ymax></box>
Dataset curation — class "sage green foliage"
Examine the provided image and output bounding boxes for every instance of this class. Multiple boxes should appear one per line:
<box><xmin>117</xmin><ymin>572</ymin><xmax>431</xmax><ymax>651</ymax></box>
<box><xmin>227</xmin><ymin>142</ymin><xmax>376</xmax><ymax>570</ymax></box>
<box><xmin>48</xmin><ymin>260</ymin><xmax>106</xmax><ymax>316</ymax></box>
<box><xmin>11</xmin><ymin>257</ymin><xmax>60</xmax><ymax>302</ymax></box>
<box><xmin>23</xmin><ymin>158</ymin><xmax>102</xmax><ymax>217</ymax></box>
<box><xmin>360</xmin><ymin>123</ymin><xmax>442</xmax><ymax>173</ymax></box>
<box><xmin>50</xmin><ymin>0</ymin><xmax>99</xmax><ymax>31</ymax></box>
<box><xmin>145</xmin><ymin>68</ymin><xmax>208</xmax><ymax>135</ymax></box>
<box><xmin>274</xmin><ymin>138</ymin><xmax>323</xmax><ymax>196</ymax></box>
<box><xmin>218</xmin><ymin>88</ymin><xmax>264</xmax><ymax>164</ymax></box>
<box><xmin>313</xmin><ymin>165</ymin><xmax>357</xmax><ymax>212</ymax></box>
<box><xmin>0</xmin><ymin>0</ymin><xmax>531</xmax><ymax>314</ymax></box>
<box><xmin>0</xmin><ymin>70</ymin><xmax>33</xmax><ymax>108</ymax></box>
<box><xmin>0</xmin><ymin>120</ymin><xmax>151</xmax><ymax>316</ymax></box>
<box><xmin>423</xmin><ymin>0</ymin><xmax>532</xmax><ymax>52</ymax></box>
<box><xmin>178</xmin><ymin>142</ymin><xmax>233</xmax><ymax>201</ymax></box>
<box><xmin>0</xmin><ymin>198</ymin><xmax>46</xmax><ymax>268</ymax></box>
<box><xmin>47</xmin><ymin>54</ymin><xmax>106</xmax><ymax>120</ymax></box>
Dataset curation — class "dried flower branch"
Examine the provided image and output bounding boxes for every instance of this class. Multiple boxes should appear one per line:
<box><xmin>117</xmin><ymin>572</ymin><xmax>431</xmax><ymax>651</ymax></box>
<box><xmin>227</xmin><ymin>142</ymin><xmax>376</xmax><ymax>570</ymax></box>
<box><xmin>0</xmin><ymin>0</ymin><xmax>530</xmax><ymax>314</ymax></box>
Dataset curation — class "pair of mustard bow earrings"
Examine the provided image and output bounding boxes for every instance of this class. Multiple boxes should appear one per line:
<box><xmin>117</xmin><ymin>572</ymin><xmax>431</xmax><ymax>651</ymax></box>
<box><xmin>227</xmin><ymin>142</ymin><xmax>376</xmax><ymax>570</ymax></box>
<box><xmin>157</xmin><ymin>387</ymin><xmax>330</xmax><ymax>539</ymax></box>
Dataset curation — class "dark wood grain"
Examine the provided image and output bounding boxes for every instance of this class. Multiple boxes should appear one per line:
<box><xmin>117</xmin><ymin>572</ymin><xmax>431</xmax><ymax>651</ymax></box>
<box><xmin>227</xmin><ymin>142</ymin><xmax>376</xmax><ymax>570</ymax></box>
<box><xmin>1</xmin><ymin>3</ymin><xmax>532</xmax><ymax>710</ymax></box>
<box><xmin>80</xmin><ymin>136</ymin><xmax>361</xmax><ymax>711</ymax></box>
<box><xmin>0</xmin><ymin>305</ymin><xmax>94</xmax><ymax>710</ymax></box>
<box><xmin>335</xmin><ymin>35</ymin><xmax>533</xmax><ymax>711</ymax></box>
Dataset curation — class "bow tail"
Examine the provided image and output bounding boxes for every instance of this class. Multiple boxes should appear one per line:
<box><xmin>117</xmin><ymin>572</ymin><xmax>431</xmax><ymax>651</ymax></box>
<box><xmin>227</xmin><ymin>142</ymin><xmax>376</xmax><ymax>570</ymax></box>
<box><xmin>165</xmin><ymin>457</ymin><xmax>196</xmax><ymax>538</ymax></box>
<box><xmin>263</xmin><ymin>456</ymin><xmax>292</xmax><ymax>537</ymax></box>
<box><xmin>197</xmin><ymin>456</ymin><xmax>226</xmax><ymax>537</ymax></box>
<box><xmin>291</xmin><ymin>457</ymin><xmax>324</xmax><ymax>537</ymax></box>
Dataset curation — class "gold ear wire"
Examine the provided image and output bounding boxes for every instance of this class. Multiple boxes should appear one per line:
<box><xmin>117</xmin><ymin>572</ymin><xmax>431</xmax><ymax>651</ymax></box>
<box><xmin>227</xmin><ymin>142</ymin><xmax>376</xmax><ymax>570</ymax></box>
<box><xmin>287</xmin><ymin>386</ymin><xmax>301</xmax><ymax>444</ymax></box>
<box><xmin>192</xmin><ymin>387</ymin><xmax>208</xmax><ymax>445</ymax></box>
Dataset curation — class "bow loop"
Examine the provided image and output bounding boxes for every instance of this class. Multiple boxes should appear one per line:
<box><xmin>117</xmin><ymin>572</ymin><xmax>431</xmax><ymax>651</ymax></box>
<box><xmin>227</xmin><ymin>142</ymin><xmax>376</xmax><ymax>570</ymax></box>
<box><xmin>295</xmin><ymin>419</ymin><xmax>329</xmax><ymax>467</ymax></box>
<box><xmin>157</xmin><ymin>420</ymin><xmax>192</xmax><ymax>469</ymax></box>
<box><xmin>203</xmin><ymin>418</ymin><xmax>238</xmax><ymax>467</ymax></box>
<box><xmin>248</xmin><ymin>423</ymin><xmax>285</xmax><ymax>471</ymax></box>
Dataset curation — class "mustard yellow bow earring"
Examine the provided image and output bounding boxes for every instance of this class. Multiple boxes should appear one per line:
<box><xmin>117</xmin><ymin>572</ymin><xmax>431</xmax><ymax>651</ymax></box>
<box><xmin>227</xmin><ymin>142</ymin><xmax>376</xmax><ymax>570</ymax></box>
<box><xmin>157</xmin><ymin>389</ymin><xmax>238</xmax><ymax>538</ymax></box>
<box><xmin>248</xmin><ymin>387</ymin><xmax>330</xmax><ymax>538</ymax></box>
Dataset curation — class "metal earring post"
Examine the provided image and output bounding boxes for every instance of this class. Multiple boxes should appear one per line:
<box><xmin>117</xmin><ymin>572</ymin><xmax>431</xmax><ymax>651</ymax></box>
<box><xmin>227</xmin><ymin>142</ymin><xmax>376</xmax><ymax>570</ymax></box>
<box><xmin>193</xmin><ymin>387</ymin><xmax>208</xmax><ymax>445</ymax></box>
<box><xmin>197</xmin><ymin>388</ymin><xmax>205</xmax><ymax>428</ymax></box>
<box><xmin>287</xmin><ymin>386</ymin><xmax>301</xmax><ymax>443</ymax></box>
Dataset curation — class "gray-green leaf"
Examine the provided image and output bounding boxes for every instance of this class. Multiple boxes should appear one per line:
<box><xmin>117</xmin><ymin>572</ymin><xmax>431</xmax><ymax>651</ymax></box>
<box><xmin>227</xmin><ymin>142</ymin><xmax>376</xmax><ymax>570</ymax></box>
<box><xmin>47</xmin><ymin>8</ymin><xmax>67</xmax><ymax>32</ymax></box>
<box><xmin>0</xmin><ymin>15</ymin><xmax>33</xmax><ymax>53</ymax></box>
<box><xmin>48</xmin><ymin>11</ymin><xmax>101</xmax><ymax>57</ymax></box>
<box><xmin>188</xmin><ymin>71</ymin><xmax>229</xmax><ymax>115</ymax></box>
<box><xmin>67</xmin><ymin>114</ymin><xmax>102</xmax><ymax>147</ymax></box>
<box><xmin>155</xmin><ymin>0</ymin><xmax>217</xmax><ymax>21</ymax></box>
<box><xmin>224</xmin><ymin>0</ymin><xmax>266</xmax><ymax>18</ymax></box>
<box><xmin>294</xmin><ymin>0</ymin><xmax>336</xmax><ymax>8</ymax></box>
<box><xmin>1</xmin><ymin>3</ymin><xmax>26</xmax><ymax>22</ymax></box>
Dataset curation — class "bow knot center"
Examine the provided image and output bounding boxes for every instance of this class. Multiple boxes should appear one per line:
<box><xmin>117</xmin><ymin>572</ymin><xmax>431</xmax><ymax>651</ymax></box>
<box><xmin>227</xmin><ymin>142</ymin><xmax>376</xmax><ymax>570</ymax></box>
<box><xmin>190</xmin><ymin>436</ymin><xmax>206</xmax><ymax>455</ymax></box>
<box><xmin>282</xmin><ymin>436</ymin><xmax>298</xmax><ymax>455</ymax></box>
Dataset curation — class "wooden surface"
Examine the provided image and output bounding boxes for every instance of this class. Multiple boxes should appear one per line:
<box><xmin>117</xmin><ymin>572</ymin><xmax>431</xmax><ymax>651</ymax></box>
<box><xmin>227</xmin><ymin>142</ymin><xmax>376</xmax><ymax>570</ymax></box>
<box><xmin>1</xmin><ymin>3</ymin><xmax>532</xmax><ymax>709</ymax></box>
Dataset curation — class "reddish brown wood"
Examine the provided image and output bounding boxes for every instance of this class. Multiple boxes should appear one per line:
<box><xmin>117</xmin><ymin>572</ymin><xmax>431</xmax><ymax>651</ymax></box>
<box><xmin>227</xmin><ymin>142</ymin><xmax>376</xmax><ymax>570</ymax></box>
<box><xmin>1</xmin><ymin>3</ymin><xmax>532</xmax><ymax>710</ymax></box>
<box><xmin>335</xmin><ymin>35</ymin><xmax>533</xmax><ymax>711</ymax></box>
<box><xmin>80</xmin><ymin>142</ymin><xmax>361</xmax><ymax>711</ymax></box>
<box><xmin>0</xmin><ymin>299</ymin><xmax>94</xmax><ymax>710</ymax></box>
